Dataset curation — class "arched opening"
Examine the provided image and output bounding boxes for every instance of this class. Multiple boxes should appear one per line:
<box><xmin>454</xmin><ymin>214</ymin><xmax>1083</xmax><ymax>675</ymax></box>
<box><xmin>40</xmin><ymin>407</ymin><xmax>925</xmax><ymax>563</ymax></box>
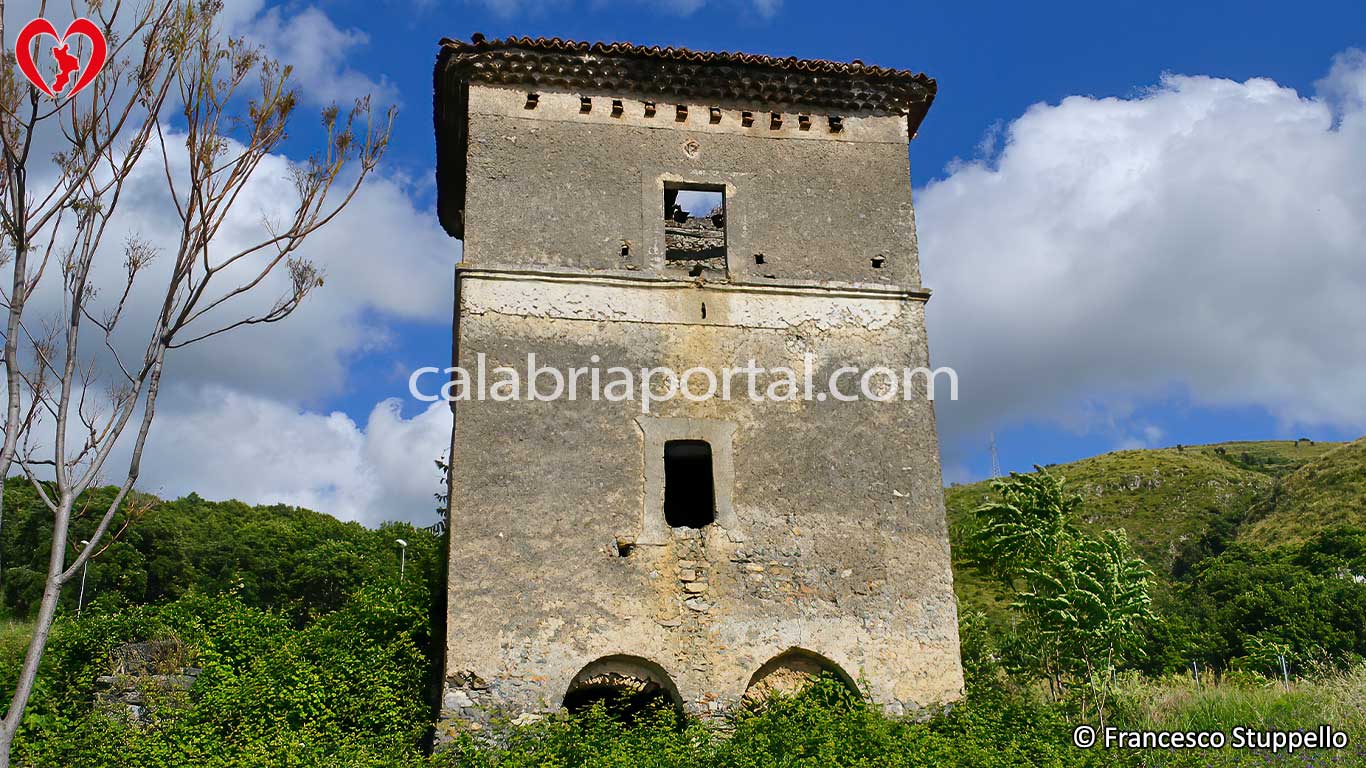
<box><xmin>563</xmin><ymin>655</ymin><xmax>683</xmax><ymax>722</ymax></box>
<box><xmin>742</xmin><ymin>647</ymin><xmax>862</xmax><ymax>706</ymax></box>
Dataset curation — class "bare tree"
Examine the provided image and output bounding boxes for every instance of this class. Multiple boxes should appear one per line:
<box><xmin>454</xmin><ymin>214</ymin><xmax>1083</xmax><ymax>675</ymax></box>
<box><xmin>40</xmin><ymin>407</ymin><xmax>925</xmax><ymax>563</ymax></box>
<box><xmin>0</xmin><ymin>2</ymin><xmax>393</xmax><ymax>763</ymax></box>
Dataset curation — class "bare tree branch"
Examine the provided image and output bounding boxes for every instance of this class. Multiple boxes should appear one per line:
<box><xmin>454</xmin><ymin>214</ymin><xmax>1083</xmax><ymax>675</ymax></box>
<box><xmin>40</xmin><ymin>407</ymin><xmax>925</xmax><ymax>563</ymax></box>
<box><xmin>0</xmin><ymin>3</ymin><xmax>393</xmax><ymax>763</ymax></box>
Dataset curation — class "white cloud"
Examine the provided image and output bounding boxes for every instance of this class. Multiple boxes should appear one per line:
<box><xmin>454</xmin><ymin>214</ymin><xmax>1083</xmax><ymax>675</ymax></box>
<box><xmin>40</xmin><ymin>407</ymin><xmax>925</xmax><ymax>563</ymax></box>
<box><xmin>127</xmin><ymin>389</ymin><xmax>451</xmax><ymax>527</ymax></box>
<box><xmin>920</xmin><ymin>50</ymin><xmax>1366</xmax><ymax>460</ymax></box>
<box><xmin>223</xmin><ymin>1</ymin><xmax>399</xmax><ymax>109</ymax></box>
<box><xmin>18</xmin><ymin>128</ymin><xmax>454</xmax><ymax>406</ymax></box>
<box><xmin>14</xmin><ymin>134</ymin><xmax>455</xmax><ymax>522</ymax></box>
<box><xmin>470</xmin><ymin>0</ymin><xmax>568</xmax><ymax>14</ymax></box>
<box><xmin>7</xmin><ymin>3</ymin><xmax>455</xmax><ymax>525</ymax></box>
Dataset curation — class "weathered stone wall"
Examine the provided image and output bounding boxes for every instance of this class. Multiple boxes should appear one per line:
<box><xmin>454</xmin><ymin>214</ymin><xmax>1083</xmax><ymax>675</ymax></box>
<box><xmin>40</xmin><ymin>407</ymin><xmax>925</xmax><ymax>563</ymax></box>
<box><xmin>93</xmin><ymin>640</ymin><xmax>199</xmax><ymax>726</ymax></box>
<box><xmin>441</xmin><ymin>79</ymin><xmax>961</xmax><ymax>735</ymax></box>
<box><xmin>460</xmin><ymin>85</ymin><xmax>922</xmax><ymax>287</ymax></box>
<box><xmin>441</xmin><ymin>271</ymin><xmax>962</xmax><ymax>732</ymax></box>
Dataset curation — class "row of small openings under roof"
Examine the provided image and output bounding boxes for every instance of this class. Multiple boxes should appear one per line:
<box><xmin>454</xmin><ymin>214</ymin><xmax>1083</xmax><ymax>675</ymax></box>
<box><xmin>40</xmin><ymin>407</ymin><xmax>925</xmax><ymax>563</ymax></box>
<box><xmin>523</xmin><ymin>92</ymin><xmax>847</xmax><ymax>133</ymax></box>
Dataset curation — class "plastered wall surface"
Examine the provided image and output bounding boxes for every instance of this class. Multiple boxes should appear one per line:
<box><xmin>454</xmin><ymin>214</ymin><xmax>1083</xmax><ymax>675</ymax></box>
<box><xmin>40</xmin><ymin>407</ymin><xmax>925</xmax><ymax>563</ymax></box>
<box><xmin>440</xmin><ymin>81</ymin><xmax>962</xmax><ymax>734</ymax></box>
<box><xmin>460</xmin><ymin>86</ymin><xmax>922</xmax><ymax>287</ymax></box>
<box><xmin>442</xmin><ymin>273</ymin><xmax>963</xmax><ymax>730</ymax></box>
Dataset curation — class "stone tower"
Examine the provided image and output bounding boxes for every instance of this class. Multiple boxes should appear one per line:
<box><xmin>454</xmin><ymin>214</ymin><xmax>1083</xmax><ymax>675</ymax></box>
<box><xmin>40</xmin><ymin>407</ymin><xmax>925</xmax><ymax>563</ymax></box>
<box><xmin>433</xmin><ymin>35</ymin><xmax>963</xmax><ymax>731</ymax></box>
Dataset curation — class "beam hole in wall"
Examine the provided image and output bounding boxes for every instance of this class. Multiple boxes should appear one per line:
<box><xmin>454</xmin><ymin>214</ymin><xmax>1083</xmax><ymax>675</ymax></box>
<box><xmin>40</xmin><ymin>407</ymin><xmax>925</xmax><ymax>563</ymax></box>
<box><xmin>664</xmin><ymin>184</ymin><xmax>726</xmax><ymax>269</ymax></box>
<box><xmin>563</xmin><ymin>656</ymin><xmax>683</xmax><ymax>723</ymax></box>
<box><xmin>611</xmin><ymin>99</ymin><xmax>624</xmax><ymax>117</ymax></box>
<box><xmin>754</xmin><ymin>253</ymin><xmax>766</xmax><ymax>265</ymax></box>
<box><xmin>871</xmin><ymin>255</ymin><xmax>886</xmax><ymax>269</ymax></box>
<box><xmin>663</xmin><ymin>440</ymin><xmax>715</xmax><ymax>529</ymax></box>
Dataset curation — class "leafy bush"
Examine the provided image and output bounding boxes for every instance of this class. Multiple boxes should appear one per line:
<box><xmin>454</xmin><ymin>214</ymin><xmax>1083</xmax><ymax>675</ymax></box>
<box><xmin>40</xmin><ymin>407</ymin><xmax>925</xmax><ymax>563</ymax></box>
<box><xmin>439</xmin><ymin>676</ymin><xmax>1115</xmax><ymax>768</ymax></box>
<box><xmin>9</xmin><ymin>584</ymin><xmax>434</xmax><ymax>767</ymax></box>
<box><xmin>1</xmin><ymin>479</ymin><xmax>443</xmax><ymax>621</ymax></box>
<box><xmin>1160</xmin><ymin>526</ymin><xmax>1366</xmax><ymax>675</ymax></box>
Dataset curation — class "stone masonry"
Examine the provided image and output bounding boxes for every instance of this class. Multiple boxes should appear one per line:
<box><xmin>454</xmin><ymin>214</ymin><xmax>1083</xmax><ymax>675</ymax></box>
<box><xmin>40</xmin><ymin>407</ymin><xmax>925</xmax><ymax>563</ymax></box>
<box><xmin>433</xmin><ymin>35</ymin><xmax>963</xmax><ymax>734</ymax></box>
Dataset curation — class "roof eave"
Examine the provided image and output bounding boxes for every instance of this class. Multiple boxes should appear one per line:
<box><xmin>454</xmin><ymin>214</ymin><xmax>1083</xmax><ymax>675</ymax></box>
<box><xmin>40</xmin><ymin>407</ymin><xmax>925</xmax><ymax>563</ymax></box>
<box><xmin>433</xmin><ymin>38</ymin><xmax>937</xmax><ymax>240</ymax></box>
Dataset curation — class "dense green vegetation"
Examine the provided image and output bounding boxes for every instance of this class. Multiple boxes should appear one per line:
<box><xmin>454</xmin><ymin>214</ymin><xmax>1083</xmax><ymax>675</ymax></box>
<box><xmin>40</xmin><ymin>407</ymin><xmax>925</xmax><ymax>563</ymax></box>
<box><xmin>1</xmin><ymin>479</ymin><xmax>442</xmax><ymax>620</ymax></box>
<box><xmin>1</xmin><ymin>478</ymin><xmax>446</xmax><ymax>766</ymax></box>
<box><xmin>7</xmin><ymin>589</ymin><xmax>434</xmax><ymax>767</ymax></box>
<box><xmin>949</xmin><ymin>439</ymin><xmax>1366</xmax><ymax>677</ymax></box>
<box><xmin>1</xmin><ymin>438</ymin><xmax>1363</xmax><ymax>766</ymax></box>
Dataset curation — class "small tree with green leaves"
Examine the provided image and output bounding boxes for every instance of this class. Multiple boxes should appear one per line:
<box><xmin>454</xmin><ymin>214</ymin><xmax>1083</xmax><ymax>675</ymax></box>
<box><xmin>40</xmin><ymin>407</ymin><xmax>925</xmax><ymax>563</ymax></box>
<box><xmin>973</xmin><ymin>468</ymin><xmax>1157</xmax><ymax>723</ymax></box>
<box><xmin>972</xmin><ymin>468</ymin><xmax>1081</xmax><ymax>584</ymax></box>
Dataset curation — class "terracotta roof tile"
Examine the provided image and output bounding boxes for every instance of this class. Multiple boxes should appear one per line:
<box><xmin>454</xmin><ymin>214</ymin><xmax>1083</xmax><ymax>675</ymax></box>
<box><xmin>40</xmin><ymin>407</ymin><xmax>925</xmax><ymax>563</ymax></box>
<box><xmin>442</xmin><ymin>34</ymin><xmax>935</xmax><ymax>84</ymax></box>
<box><xmin>438</xmin><ymin>35</ymin><xmax>934</xmax><ymax>116</ymax></box>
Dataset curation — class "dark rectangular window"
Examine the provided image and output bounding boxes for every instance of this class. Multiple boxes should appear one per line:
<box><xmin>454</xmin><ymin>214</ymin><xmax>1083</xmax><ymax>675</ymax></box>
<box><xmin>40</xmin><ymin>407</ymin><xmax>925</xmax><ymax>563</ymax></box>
<box><xmin>664</xmin><ymin>184</ymin><xmax>726</xmax><ymax>270</ymax></box>
<box><xmin>663</xmin><ymin>440</ymin><xmax>715</xmax><ymax>528</ymax></box>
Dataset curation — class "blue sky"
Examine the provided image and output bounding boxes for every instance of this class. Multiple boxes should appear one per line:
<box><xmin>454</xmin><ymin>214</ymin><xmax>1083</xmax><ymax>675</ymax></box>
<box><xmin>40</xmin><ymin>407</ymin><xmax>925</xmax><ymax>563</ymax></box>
<box><xmin>12</xmin><ymin>0</ymin><xmax>1362</xmax><ymax>524</ymax></box>
<box><xmin>326</xmin><ymin>0</ymin><xmax>1365</xmax><ymax>482</ymax></box>
<box><xmin>330</xmin><ymin>0</ymin><xmax>1366</xmax><ymax>181</ymax></box>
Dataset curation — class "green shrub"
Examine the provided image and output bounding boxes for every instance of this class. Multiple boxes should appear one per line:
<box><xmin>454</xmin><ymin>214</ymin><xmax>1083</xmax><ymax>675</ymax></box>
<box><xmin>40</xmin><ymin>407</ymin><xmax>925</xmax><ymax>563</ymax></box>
<box><xmin>10</xmin><ymin>584</ymin><xmax>433</xmax><ymax>767</ymax></box>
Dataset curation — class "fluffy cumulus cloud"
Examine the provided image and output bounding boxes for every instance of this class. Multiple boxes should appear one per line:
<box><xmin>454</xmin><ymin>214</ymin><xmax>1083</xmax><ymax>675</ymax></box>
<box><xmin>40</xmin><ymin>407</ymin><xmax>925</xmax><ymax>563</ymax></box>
<box><xmin>90</xmin><ymin>152</ymin><xmax>454</xmax><ymax>405</ymax></box>
<box><xmin>920</xmin><ymin>50</ymin><xmax>1366</xmax><ymax>461</ymax></box>
<box><xmin>125</xmin><ymin>392</ymin><xmax>451</xmax><ymax>528</ymax></box>
<box><xmin>18</xmin><ymin>142</ymin><xmax>456</xmax><ymax>523</ymax></box>
<box><xmin>223</xmin><ymin>1</ymin><xmax>400</xmax><ymax>109</ymax></box>
<box><xmin>5</xmin><ymin>2</ymin><xmax>453</xmax><ymax>525</ymax></box>
<box><xmin>81</xmin><ymin>140</ymin><xmax>454</xmax><ymax>523</ymax></box>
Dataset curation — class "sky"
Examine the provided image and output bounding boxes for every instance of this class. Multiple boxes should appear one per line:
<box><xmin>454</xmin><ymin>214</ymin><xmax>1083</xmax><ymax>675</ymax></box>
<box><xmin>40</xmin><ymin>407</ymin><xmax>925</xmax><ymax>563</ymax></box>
<box><xmin>5</xmin><ymin>0</ymin><xmax>1365</xmax><ymax>525</ymax></box>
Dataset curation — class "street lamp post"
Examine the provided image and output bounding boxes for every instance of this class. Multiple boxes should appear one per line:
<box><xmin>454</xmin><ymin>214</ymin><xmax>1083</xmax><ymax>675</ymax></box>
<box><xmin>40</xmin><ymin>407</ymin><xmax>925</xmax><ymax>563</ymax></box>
<box><xmin>395</xmin><ymin>538</ymin><xmax>408</xmax><ymax>583</ymax></box>
<box><xmin>77</xmin><ymin>540</ymin><xmax>91</xmax><ymax>616</ymax></box>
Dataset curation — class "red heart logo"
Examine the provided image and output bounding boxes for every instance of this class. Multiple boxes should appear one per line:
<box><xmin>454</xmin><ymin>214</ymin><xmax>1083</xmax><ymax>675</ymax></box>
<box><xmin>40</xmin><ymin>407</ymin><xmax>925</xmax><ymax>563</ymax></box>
<box><xmin>14</xmin><ymin>18</ymin><xmax>108</xmax><ymax>100</ymax></box>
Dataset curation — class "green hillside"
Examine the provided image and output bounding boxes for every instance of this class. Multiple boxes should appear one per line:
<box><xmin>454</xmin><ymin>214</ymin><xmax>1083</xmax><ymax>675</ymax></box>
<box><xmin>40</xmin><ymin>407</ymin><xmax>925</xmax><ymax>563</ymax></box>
<box><xmin>4</xmin><ymin>441</ymin><xmax>1365</xmax><ymax>767</ymax></box>
<box><xmin>945</xmin><ymin>438</ymin><xmax>1357</xmax><ymax>615</ymax></box>
<box><xmin>1242</xmin><ymin>438</ymin><xmax>1366</xmax><ymax>544</ymax></box>
<box><xmin>0</xmin><ymin>479</ymin><xmax>441</xmax><ymax>619</ymax></box>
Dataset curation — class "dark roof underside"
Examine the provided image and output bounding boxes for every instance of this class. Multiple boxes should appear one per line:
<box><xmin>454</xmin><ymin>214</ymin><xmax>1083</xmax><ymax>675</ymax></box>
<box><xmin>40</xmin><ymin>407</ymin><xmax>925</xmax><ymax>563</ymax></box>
<box><xmin>434</xmin><ymin>35</ymin><xmax>937</xmax><ymax>238</ymax></box>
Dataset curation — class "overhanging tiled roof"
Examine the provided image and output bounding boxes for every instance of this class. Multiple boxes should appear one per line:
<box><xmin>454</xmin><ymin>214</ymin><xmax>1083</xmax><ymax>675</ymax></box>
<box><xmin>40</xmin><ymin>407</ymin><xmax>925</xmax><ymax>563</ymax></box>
<box><xmin>434</xmin><ymin>34</ymin><xmax>937</xmax><ymax>238</ymax></box>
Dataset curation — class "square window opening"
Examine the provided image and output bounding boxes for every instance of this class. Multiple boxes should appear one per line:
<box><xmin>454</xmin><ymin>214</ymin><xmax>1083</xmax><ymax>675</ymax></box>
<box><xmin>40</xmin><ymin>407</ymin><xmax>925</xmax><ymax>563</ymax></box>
<box><xmin>664</xmin><ymin>185</ymin><xmax>726</xmax><ymax>269</ymax></box>
<box><xmin>663</xmin><ymin>440</ymin><xmax>715</xmax><ymax>529</ymax></box>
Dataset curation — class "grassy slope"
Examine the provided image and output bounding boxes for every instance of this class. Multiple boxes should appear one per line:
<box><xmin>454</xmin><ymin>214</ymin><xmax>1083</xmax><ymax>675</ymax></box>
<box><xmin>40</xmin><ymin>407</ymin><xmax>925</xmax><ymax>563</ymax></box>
<box><xmin>945</xmin><ymin>439</ymin><xmax>1354</xmax><ymax>616</ymax></box>
<box><xmin>1242</xmin><ymin>438</ymin><xmax>1366</xmax><ymax>544</ymax></box>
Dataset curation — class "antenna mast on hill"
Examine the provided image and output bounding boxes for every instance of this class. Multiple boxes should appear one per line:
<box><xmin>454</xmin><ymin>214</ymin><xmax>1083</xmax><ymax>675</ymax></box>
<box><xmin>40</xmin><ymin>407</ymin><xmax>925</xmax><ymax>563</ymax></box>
<box><xmin>989</xmin><ymin>433</ymin><xmax>1002</xmax><ymax>478</ymax></box>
